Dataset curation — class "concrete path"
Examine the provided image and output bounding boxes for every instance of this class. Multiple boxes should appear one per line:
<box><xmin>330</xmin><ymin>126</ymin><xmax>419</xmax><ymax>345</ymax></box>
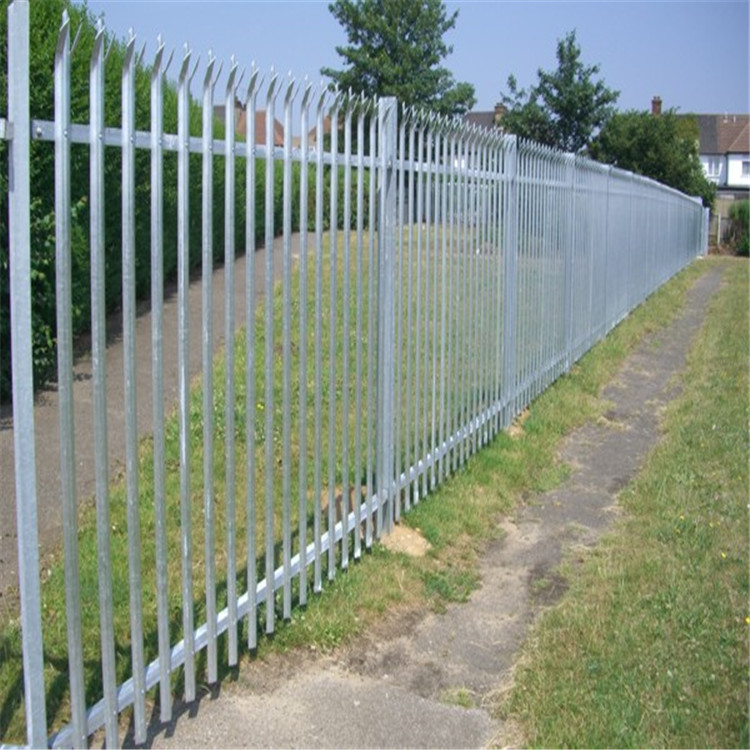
<box><xmin>114</xmin><ymin>261</ymin><xmax>723</xmax><ymax>749</ymax></box>
<box><xmin>0</xmin><ymin>236</ymin><xmax>305</xmax><ymax>607</ymax></box>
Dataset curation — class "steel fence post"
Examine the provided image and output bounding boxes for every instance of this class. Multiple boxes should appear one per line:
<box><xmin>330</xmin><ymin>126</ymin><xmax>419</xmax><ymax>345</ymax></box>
<box><xmin>177</xmin><ymin>43</ymin><xmax>198</xmax><ymax>704</ymax></box>
<box><xmin>264</xmin><ymin>71</ymin><xmax>280</xmax><ymax>626</ymax></box>
<box><xmin>7</xmin><ymin>1</ymin><xmax>47</xmax><ymax>746</ymax></box>
<box><xmin>501</xmin><ymin>135</ymin><xmax>518</xmax><ymax>428</ymax></box>
<box><xmin>122</xmin><ymin>28</ymin><xmax>147</xmax><ymax>744</ymax></box>
<box><xmin>702</xmin><ymin>206</ymin><xmax>710</xmax><ymax>256</ymax></box>
<box><xmin>564</xmin><ymin>153</ymin><xmax>575</xmax><ymax>372</ymax></box>
<box><xmin>282</xmin><ymin>74</ymin><xmax>296</xmax><ymax>612</ymax></box>
<box><xmin>225</xmin><ymin>56</ymin><xmax>241</xmax><ymax>664</ymax></box>
<box><xmin>90</xmin><ymin>18</ymin><xmax>121</xmax><ymax>746</ymax></box>
<box><xmin>150</xmin><ymin>35</ymin><xmax>173</xmax><ymax>723</ymax></box>
<box><xmin>376</xmin><ymin>97</ymin><xmax>397</xmax><ymax>534</ymax></box>
<box><xmin>244</xmin><ymin>65</ymin><xmax>262</xmax><ymax>648</ymax></box>
<box><xmin>54</xmin><ymin>11</ymin><xmax>87</xmax><ymax>747</ymax></box>
<box><xmin>326</xmin><ymin>91</ymin><xmax>340</xmax><ymax>575</ymax></box>
<box><xmin>201</xmin><ymin>49</ymin><xmax>219</xmax><ymax>689</ymax></box>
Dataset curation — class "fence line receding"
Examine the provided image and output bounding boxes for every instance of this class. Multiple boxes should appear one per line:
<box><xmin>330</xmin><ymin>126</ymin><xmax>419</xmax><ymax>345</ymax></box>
<box><xmin>1</xmin><ymin>2</ymin><xmax>707</xmax><ymax>747</ymax></box>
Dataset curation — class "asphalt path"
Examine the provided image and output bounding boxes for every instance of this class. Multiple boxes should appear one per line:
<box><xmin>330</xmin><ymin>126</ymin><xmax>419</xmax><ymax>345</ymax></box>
<box><xmin>0</xmin><ymin>235</ymin><xmax>302</xmax><ymax>607</ymax></box>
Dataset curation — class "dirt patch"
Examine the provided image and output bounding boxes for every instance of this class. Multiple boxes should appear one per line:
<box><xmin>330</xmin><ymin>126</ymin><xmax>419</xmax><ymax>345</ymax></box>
<box><xmin>507</xmin><ymin>408</ymin><xmax>530</xmax><ymax>439</ymax></box>
<box><xmin>380</xmin><ymin>524</ymin><xmax>432</xmax><ymax>557</ymax></box>
<box><xmin>528</xmin><ymin>562</ymin><xmax>569</xmax><ymax>606</ymax></box>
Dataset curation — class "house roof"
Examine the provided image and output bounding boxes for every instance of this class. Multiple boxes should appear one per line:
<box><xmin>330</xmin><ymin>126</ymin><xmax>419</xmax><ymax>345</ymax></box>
<box><xmin>695</xmin><ymin>114</ymin><xmax>750</xmax><ymax>155</ymax></box>
<box><xmin>463</xmin><ymin>104</ymin><xmax>507</xmax><ymax>132</ymax></box>
<box><xmin>307</xmin><ymin>116</ymin><xmax>333</xmax><ymax>145</ymax></box>
<box><xmin>727</xmin><ymin>122</ymin><xmax>750</xmax><ymax>154</ymax></box>
<box><xmin>463</xmin><ymin>111</ymin><xmax>497</xmax><ymax>131</ymax></box>
<box><xmin>237</xmin><ymin>109</ymin><xmax>285</xmax><ymax>146</ymax></box>
<box><xmin>213</xmin><ymin>102</ymin><xmax>284</xmax><ymax>146</ymax></box>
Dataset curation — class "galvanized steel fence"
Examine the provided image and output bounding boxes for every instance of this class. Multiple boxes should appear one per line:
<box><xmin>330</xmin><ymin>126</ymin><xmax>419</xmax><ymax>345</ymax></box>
<box><xmin>2</xmin><ymin>1</ymin><xmax>706</xmax><ymax>746</ymax></box>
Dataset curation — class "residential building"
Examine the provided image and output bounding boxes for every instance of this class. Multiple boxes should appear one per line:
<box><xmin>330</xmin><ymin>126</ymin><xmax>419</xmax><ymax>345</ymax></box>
<box><xmin>463</xmin><ymin>103</ymin><xmax>506</xmax><ymax>131</ymax></box>
<box><xmin>306</xmin><ymin>115</ymin><xmax>332</xmax><ymax>149</ymax></box>
<box><xmin>652</xmin><ymin>96</ymin><xmax>748</xmax><ymax>245</ymax></box>
<box><xmin>213</xmin><ymin>98</ymin><xmax>284</xmax><ymax>146</ymax></box>
<box><xmin>690</xmin><ymin>110</ymin><xmax>750</xmax><ymax>195</ymax></box>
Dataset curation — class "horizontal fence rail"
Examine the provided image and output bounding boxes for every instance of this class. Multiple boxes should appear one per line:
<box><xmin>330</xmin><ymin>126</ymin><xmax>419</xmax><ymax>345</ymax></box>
<box><xmin>1</xmin><ymin>2</ymin><xmax>705</xmax><ymax>747</ymax></box>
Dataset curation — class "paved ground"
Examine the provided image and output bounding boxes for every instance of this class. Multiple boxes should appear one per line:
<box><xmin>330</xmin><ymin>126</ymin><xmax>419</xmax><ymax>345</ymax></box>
<box><xmin>0</xmin><ymin>235</ymin><xmax>301</xmax><ymax>607</ymax></box>
<box><xmin>98</xmin><ymin>260</ymin><xmax>720</xmax><ymax>749</ymax></box>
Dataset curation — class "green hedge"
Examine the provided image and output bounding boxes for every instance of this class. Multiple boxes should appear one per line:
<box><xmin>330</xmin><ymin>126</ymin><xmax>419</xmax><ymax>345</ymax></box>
<box><xmin>727</xmin><ymin>200</ymin><xmax>748</xmax><ymax>256</ymax></box>
<box><xmin>0</xmin><ymin>0</ymin><xmax>370</xmax><ymax>401</ymax></box>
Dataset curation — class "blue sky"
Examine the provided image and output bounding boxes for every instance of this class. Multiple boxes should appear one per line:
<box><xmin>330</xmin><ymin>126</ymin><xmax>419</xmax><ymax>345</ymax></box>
<box><xmin>83</xmin><ymin>0</ymin><xmax>749</xmax><ymax>115</ymax></box>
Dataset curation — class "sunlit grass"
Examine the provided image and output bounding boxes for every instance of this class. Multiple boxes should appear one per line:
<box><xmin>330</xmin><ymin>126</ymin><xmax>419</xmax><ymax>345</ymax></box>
<box><xmin>0</xmin><ymin>240</ymin><xmax>711</xmax><ymax>744</ymax></box>
<box><xmin>502</xmin><ymin>257</ymin><xmax>749</xmax><ymax>748</ymax></box>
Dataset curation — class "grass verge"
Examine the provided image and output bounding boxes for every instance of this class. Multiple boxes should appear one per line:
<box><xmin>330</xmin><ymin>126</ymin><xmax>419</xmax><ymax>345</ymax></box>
<box><xmin>501</xmin><ymin>257</ymin><xmax>749</xmax><ymax>748</ymax></box>
<box><xmin>0</xmin><ymin>254</ymin><xmax>714</xmax><ymax>743</ymax></box>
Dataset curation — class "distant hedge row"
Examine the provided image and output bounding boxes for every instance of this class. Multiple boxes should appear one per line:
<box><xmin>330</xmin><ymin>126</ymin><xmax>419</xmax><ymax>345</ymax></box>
<box><xmin>0</xmin><ymin>0</ymin><xmax>370</xmax><ymax>401</ymax></box>
<box><xmin>727</xmin><ymin>200</ymin><xmax>748</xmax><ymax>256</ymax></box>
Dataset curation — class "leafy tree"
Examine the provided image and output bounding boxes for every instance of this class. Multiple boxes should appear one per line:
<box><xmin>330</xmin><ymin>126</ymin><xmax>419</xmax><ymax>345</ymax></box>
<box><xmin>500</xmin><ymin>30</ymin><xmax>619</xmax><ymax>153</ymax></box>
<box><xmin>322</xmin><ymin>0</ymin><xmax>476</xmax><ymax>116</ymax></box>
<box><xmin>588</xmin><ymin>109</ymin><xmax>716</xmax><ymax>207</ymax></box>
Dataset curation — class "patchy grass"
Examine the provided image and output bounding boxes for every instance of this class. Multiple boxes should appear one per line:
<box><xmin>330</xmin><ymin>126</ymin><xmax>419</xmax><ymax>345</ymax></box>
<box><xmin>0</xmin><ymin>251</ymin><xmax>712</xmax><ymax>744</ymax></box>
<box><xmin>245</xmin><ymin>259</ymin><xmax>712</xmax><ymax>662</ymax></box>
<box><xmin>439</xmin><ymin>686</ymin><xmax>477</xmax><ymax>710</ymax></box>
<box><xmin>503</xmin><ymin>258</ymin><xmax>749</xmax><ymax>748</ymax></box>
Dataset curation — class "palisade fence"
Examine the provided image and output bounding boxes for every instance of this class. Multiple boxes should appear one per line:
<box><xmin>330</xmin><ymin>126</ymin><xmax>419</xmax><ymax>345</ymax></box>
<box><xmin>3</xmin><ymin>1</ymin><xmax>707</xmax><ymax>747</ymax></box>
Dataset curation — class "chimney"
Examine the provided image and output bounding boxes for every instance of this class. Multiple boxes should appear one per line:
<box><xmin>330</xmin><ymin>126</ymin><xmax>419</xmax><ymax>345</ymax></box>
<box><xmin>493</xmin><ymin>102</ymin><xmax>507</xmax><ymax>126</ymax></box>
<box><xmin>651</xmin><ymin>96</ymin><xmax>662</xmax><ymax>116</ymax></box>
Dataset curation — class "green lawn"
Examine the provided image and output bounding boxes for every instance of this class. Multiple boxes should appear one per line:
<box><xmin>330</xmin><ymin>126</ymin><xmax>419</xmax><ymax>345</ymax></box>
<box><xmin>0</xmin><ymin>243</ymin><xmax>720</xmax><ymax>744</ymax></box>
<box><xmin>503</xmin><ymin>257</ymin><xmax>749</xmax><ymax>748</ymax></box>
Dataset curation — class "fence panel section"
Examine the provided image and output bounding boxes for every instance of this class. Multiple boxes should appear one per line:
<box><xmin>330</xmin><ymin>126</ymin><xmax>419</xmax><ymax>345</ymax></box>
<box><xmin>1</xmin><ymin>3</ymin><xmax>704</xmax><ymax>746</ymax></box>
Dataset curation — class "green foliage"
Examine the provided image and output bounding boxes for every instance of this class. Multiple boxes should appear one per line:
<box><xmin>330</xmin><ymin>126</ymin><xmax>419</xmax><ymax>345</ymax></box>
<box><xmin>1</xmin><ymin>0</ymin><xmax>207</xmax><ymax>399</ymax></box>
<box><xmin>0</xmin><ymin>0</ymin><xmax>369</xmax><ymax>401</ymax></box>
<box><xmin>727</xmin><ymin>200</ymin><xmax>749</xmax><ymax>255</ymax></box>
<box><xmin>589</xmin><ymin>109</ymin><xmax>716</xmax><ymax>208</ymax></box>
<box><xmin>322</xmin><ymin>0</ymin><xmax>476</xmax><ymax>116</ymax></box>
<box><xmin>500</xmin><ymin>30</ymin><xmax>619</xmax><ymax>153</ymax></box>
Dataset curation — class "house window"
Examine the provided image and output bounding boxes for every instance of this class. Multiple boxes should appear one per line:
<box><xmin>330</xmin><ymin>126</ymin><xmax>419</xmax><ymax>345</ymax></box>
<box><xmin>742</xmin><ymin>161</ymin><xmax>750</xmax><ymax>177</ymax></box>
<box><xmin>705</xmin><ymin>157</ymin><xmax>722</xmax><ymax>177</ymax></box>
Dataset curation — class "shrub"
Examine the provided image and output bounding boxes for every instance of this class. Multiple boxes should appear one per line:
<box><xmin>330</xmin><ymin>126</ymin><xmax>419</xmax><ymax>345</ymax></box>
<box><xmin>727</xmin><ymin>200</ymin><xmax>749</xmax><ymax>256</ymax></box>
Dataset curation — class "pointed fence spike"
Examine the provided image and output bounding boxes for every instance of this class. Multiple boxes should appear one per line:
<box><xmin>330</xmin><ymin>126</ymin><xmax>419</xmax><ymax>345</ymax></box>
<box><xmin>163</xmin><ymin>47</ymin><xmax>175</xmax><ymax>76</ymax></box>
<box><xmin>71</xmin><ymin>21</ymin><xmax>83</xmax><ymax>53</ymax></box>
<box><xmin>55</xmin><ymin>10</ymin><xmax>71</xmax><ymax>58</ymax></box>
